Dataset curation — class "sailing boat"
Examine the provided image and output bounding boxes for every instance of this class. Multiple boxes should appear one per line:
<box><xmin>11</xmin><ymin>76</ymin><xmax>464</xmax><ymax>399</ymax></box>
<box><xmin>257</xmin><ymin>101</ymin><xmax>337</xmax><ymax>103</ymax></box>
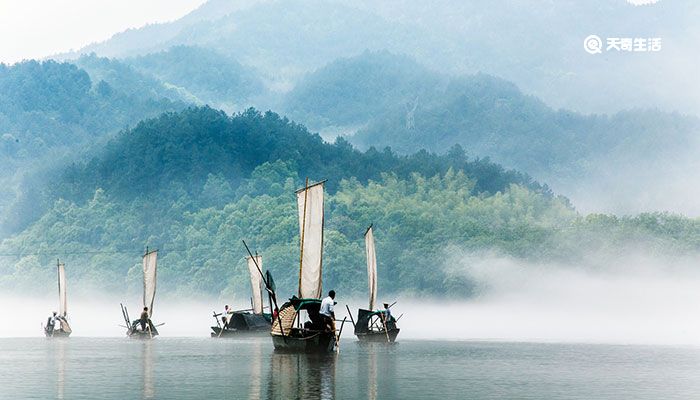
<box><xmin>120</xmin><ymin>248</ymin><xmax>160</xmax><ymax>339</ymax></box>
<box><xmin>352</xmin><ymin>226</ymin><xmax>400</xmax><ymax>342</ymax></box>
<box><xmin>210</xmin><ymin>254</ymin><xmax>274</xmax><ymax>337</ymax></box>
<box><xmin>270</xmin><ymin>179</ymin><xmax>344</xmax><ymax>352</ymax></box>
<box><xmin>44</xmin><ymin>260</ymin><xmax>72</xmax><ymax>337</ymax></box>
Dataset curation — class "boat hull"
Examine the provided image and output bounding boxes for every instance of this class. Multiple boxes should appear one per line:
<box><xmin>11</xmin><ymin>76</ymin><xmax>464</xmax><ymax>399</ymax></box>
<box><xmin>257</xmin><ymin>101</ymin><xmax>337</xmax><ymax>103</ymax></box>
<box><xmin>128</xmin><ymin>330</ymin><xmax>158</xmax><ymax>339</ymax></box>
<box><xmin>210</xmin><ymin>326</ymin><xmax>270</xmax><ymax>337</ymax></box>
<box><xmin>356</xmin><ymin>328</ymin><xmax>400</xmax><ymax>343</ymax></box>
<box><xmin>271</xmin><ymin>332</ymin><xmax>336</xmax><ymax>353</ymax></box>
<box><xmin>44</xmin><ymin>329</ymin><xmax>71</xmax><ymax>338</ymax></box>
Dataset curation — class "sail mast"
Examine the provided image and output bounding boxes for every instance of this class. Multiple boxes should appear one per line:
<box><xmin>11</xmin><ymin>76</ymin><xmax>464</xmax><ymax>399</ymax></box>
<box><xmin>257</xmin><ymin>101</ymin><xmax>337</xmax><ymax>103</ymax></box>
<box><xmin>246</xmin><ymin>254</ymin><xmax>264</xmax><ymax>314</ymax></box>
<box><xmin>298</xmin><ymin>177</ymin><xmax>309</xmax><ymax>297</ymax></box>
<box><xmin>142</xmin><ymin>247</ymin><xmax>158</xmax><ymax>318</ymax></box>
<box><xmin>57</xmin><ymin>259</ymin><xmax>67</xmax><ymax>317</ymax></box>
<box><xmin>296</xmin><ymin>179</ymin><xmax>326</xmax><ymax>299</ymax></box>
<box><xmin>365</xmin><ymin>225</ymin><xmax>378</xmax><ymax>311</ymax></box>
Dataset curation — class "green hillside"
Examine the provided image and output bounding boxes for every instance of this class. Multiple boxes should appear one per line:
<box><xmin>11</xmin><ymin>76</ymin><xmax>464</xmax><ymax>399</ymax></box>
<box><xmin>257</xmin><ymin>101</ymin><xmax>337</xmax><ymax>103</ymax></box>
<box><xmin>1</xmin><ymin>106</ymin><xmax>699</xmax><ymax>301</ymax></box>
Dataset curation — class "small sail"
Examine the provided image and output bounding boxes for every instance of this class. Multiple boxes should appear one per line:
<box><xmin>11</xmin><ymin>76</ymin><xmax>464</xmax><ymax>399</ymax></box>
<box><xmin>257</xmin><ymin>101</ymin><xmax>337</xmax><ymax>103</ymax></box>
<box><xmin>142</xmin><ymin>250</ymin><xmax>158</xmax><ymax>317</ymax></box>
<box><xmin>57</xmin><ymin>262</ymin><xmax>67</xmax><ymax>317</ymax></box>
<box><xmin>246</xmin><ymin>255</ymin><xmax>264</xmax><ymax>314</ymax></box>
<box><xmin>365</xmin><ymin>226</ymin><xmax>378</xmax><ymax>311</ymax></box>
<box><xmin>296</xmin><ymin>181</ymin><xmax>325</xmax><ymax>299</ymax></box>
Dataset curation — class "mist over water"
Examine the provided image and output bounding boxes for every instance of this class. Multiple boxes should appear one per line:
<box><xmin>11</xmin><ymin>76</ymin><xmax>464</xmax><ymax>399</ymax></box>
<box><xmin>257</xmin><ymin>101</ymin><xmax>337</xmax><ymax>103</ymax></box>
<box><xmin>5</xmin><ymin>252</ymin><xmax>700</xmax><ymax>346</ymax></box>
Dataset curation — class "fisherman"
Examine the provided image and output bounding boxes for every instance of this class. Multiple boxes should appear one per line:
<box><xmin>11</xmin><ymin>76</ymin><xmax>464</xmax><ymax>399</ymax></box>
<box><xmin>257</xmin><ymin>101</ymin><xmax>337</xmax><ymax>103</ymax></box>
<box><xmin>383</xmin><ymin>303</ymin><xmax>392</xmax><ymax>320</ymax></box>
<box><xmin>320</xmin><ymin>290</ymin><xmax>336</xmax><ymax>331</ymax></box>
<box><xmin>222</xmin><ymin>305</ymin><xmax>230</xmax><ymax>328</ymax></box>
<box><xmin>382</xmin><ymin>302</ymin><xmax>395</xmax><ymax>330</ymax></box>
<box><xmin>46</xmin><ymin>311</ymin><xmax>57</xmax><ymax>334</ymax></box>
<box><xmin>140</xmin><ymin>307</ymin><xmax>149</xmax><ymax>332</ymax></box>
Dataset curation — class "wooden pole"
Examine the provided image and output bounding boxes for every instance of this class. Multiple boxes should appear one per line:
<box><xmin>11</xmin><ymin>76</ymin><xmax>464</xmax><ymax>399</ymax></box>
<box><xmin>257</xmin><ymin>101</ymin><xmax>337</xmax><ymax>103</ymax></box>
<box><xmin>381</xmin><ymin>312</ymin><xmax>390</xmax><ymax>343</ymax></box>
<box><xmin>298</xmin><ymin>177</ymin><xmax>309</xmax><ymax>297</ymax></box>
<box><xmin>345</xmin><ymin>305</ymin><xmax>356</xmax><ymax>328</ymax></box>
<box><xmin>242</xmin><ymin>240</ymin><xmax>285</xmax><ymax>341</ymax></box>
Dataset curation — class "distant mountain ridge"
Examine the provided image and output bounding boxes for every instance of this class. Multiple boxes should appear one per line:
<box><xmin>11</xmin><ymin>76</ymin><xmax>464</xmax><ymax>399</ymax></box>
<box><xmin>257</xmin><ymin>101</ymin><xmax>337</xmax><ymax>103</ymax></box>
<box><xmin>284</xmin><ymin>50</ymin><xmax>700</xmax><ymax>214</ymax></box>
<box><xmin>57</xmin><ymin>0</ymin><xmax>700</xmax><ymax>116</ymax></box>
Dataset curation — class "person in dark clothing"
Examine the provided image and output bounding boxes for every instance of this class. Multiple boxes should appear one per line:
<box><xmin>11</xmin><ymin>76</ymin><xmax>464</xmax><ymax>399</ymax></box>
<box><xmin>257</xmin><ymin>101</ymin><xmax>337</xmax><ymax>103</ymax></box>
<box><xmin>140</xmin><ymin>307</ymin><xmax>149</xmax><ymax>331</ymax></box>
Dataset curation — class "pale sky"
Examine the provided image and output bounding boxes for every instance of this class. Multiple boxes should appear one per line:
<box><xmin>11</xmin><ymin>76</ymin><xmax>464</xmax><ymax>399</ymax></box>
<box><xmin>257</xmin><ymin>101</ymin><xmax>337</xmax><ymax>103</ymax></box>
<box><xmin>0</xmin><ymin>0</ymin><xmax>207</xmax><ymax>64</ymax></box>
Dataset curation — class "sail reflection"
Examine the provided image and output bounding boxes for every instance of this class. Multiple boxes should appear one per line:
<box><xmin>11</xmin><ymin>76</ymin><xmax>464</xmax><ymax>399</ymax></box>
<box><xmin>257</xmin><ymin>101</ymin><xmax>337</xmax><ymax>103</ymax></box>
<box><xmin>55</xmin><ymin>339</ymin><xmax>66</xmax><ymax>399</ymax></box>
<box><xmin>359</xmin><ymin>343</ymin><xmax>398</xmax><ymax>399</ymax></box>
<box><xmin>268</xmin><ymin>351</ymin><xmax>337</xmax><ymax>399</ymax></box>
<box><xmin>143</xmin><ymin>341</ymin><xmax>155</xmax><ymax>399</ymax></box>
<box><xmin>249</xmin><ymin>339</ymin><xmax>263</xmax><ymax>400</ymax></box>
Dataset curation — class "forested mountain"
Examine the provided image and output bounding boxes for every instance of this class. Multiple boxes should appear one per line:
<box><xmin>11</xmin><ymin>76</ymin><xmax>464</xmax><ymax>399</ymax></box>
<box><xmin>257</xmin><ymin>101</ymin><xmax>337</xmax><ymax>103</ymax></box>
<box><xmin>3</xmin><ymin>106</ymin><xmax>699</xmax><ymax>301</ymax></box>
<box><xmin>125</xmin><ymin>46</ymin><xmax>266</xmax><ymax>111</ymax></box>
<box><xmin>0</xmin><ymin>60</ymin><xmax>185</xmax><ymax>236</ymax></box>
<box><xmin>50</xmin><ymin>106</ymin><xmax>544</xmax><ymax>206</ymax></box>
<box><xmin>60</xmin><ymin>0</ymin><xmax>700</xmax><ymax>116</ymax></box>
<box><xmin>77</xmin><ymin>47</ymin><xmax>266</xmax><ymax>113</ymax></box>
<box><xmin>286</xmin><ymin>51</ymin><xmax>700</xmax><ymax>214</ymax></box>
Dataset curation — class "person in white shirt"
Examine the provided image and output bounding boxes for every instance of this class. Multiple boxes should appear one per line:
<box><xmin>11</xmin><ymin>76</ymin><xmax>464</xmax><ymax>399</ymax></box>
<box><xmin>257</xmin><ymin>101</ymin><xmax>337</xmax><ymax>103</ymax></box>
<box><xmin>222</xmin><ymin>305</ymin><xmax>231</xmax><ymax>328</ymax></box>
<box><xmin>319</xmin><ymin>290</ymin><xmax>336</xmax><ymax>331</ymax></box>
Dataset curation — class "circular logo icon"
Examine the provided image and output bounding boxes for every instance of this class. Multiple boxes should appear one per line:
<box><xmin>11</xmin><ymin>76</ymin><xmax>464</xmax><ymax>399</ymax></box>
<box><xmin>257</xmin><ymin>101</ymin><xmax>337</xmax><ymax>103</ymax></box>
<box><xmin>583</xmin><ymin>35</ymin><xmax>603</xmax><ymax>54</ymax></box>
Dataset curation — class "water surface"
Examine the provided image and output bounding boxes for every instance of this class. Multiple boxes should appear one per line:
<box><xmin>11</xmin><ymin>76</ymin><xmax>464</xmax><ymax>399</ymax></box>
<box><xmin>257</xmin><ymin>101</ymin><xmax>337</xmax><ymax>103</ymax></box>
<box><xmin>1</xmin><ymin>338</ymin><xmax>698</xmax><ymax>399</ymax></box>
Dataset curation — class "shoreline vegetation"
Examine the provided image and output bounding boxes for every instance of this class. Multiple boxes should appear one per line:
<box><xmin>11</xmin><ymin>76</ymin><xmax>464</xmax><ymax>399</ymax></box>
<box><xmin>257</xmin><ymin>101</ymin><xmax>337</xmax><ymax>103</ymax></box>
<box><xmin>1</xmin><ymin>109</ymin><xmax>698</xmax><ymax>300</ymax></box>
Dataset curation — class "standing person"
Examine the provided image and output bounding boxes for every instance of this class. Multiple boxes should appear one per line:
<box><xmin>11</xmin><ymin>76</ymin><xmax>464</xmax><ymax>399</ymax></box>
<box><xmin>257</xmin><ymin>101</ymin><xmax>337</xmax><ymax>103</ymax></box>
<box><xmin>46</xmin><ymin>311</ymin><xmax>57</xmax><ymax>335</ymax></box>
<box><xmin>382</xmin><ymin>303</ymin><xmax>395</xmax><ymax>330</ymax></box>
<box><xmin>319</xmin><ymin>290</ymin><xmax>336</xmax><ymax>331</ymax></box>
<box><xmin>222</xmin><ymin>305</ymin><xmax>230</xmax><ymax>328</ymax></box>
<box><xmin>140</xmin><ymin>307</ymin><xmax>149</xmax><ymax>332</ymax></box>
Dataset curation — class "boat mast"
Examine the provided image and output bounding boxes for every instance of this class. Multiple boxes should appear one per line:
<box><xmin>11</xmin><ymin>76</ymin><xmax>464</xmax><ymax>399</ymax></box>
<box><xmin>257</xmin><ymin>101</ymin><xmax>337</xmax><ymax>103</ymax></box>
<box><xmin>298</xmin><ymin>177</ymin><xmax>309</xmax><ymax>297</ymax></box>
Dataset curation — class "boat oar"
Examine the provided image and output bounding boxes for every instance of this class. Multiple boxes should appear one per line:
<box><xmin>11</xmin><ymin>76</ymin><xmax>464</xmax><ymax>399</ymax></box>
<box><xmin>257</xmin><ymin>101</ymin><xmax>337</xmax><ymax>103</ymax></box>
<box><xmin>396</xmin><ymin>313</ymin><xmax>404</xmax><ymax>322</ymax></box>
<box><xmin>381</xmin><ymin>312</ymin><xmax>390</xmax><ymax>343</ymax></box>
<box><xmin>334</xmin><ymin>317</ymin><xmax>346</xmax><ymax>353</ymax></box>
<box><xmin>345</xmin><ymin>305</ymin><xmax>356</xmax><ymax>329</ymax></box>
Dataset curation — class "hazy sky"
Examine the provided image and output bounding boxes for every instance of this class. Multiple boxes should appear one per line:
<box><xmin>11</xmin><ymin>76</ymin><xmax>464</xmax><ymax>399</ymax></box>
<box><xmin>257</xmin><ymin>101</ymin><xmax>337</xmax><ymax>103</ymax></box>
<box><xmin>0</xmin><ymin>0</ymin><xmax>207</xmax><ymax>64</ymax></box>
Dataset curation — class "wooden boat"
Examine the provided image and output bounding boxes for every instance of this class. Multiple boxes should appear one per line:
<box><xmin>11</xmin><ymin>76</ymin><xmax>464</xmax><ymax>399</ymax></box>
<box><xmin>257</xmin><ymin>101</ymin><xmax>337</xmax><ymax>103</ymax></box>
<box><xmin>211</xmin><ymin>258</ymin><xmax>273</xmax><ymax>337</ymax></box>
<box><xmin>120</xmin><ymin>248</ymin><xmax>161</xmax><ymax>339</ymax></box>
<box><xmin>351</xmin><ymin>226</ymin><xmax>400</xmax><ymax>343</ymax></box>
<box><xmin>44</xmin><ymin>260</ymin><xmax>72</xmax><ymax>337</ymax></box>
<box><xmin>270</xmin><ymin>179</ymin><xmax>345</xmax><ymax>352</ymax></box>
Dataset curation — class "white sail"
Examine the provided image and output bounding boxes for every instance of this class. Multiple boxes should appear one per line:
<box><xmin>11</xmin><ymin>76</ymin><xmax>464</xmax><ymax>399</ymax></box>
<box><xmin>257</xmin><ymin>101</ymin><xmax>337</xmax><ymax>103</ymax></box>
<box><xmin>365</xmin><ymin>227</ymin><xmax>378</xmax><ymax>311</ymax></box>
<box><xmin>142</xmin><ymin>250</ymin><xmax>158</xmax><ymax>317</ymax></box>
<box><xmin>57</xmin><ymin>262</ymin><xmax>67</xmax><ymax>317</ymax></box>
<box><xmin>246</xmin><ymin>255</ymin><xmax>264</xmax><ymax>314</ymax></box>
<box><xmin>296</xmin><ymin>181</ymin><xmax>325</xmax><ymax>299</ymax></box>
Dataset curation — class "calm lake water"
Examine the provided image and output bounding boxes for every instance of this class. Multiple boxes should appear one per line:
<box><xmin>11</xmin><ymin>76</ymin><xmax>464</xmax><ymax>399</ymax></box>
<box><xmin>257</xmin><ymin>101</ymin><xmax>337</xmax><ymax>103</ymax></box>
<box><xmin>1</xmin><ymin>337</ymin><xmax>699</xmax><ymax>399</ymax></box>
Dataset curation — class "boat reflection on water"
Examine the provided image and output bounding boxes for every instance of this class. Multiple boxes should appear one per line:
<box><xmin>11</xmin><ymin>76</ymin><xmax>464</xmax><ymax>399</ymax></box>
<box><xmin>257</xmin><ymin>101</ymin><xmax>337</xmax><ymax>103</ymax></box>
<box><xmin>268</xmin><ymin>351</ymin><xmax>337</xmax><ymax>399</ymax></box>
<box><xmin>143</xmin><ymin>341</ymin><xmax>154</xmax><ymax>399</ymax></box>
<box><xmin>55</xmin><ymin>338</ymin><xmax>66</xmax><ymax>399</ymax></box>
<box><xmin>249</xmin><ymin>339</ymin><xmax>264</xmax><ymax>399</ymax></box>
<box><xmin>358</xmin><ymin>342</ymin><xmax>398</xmax><ymax>400</ymax></box>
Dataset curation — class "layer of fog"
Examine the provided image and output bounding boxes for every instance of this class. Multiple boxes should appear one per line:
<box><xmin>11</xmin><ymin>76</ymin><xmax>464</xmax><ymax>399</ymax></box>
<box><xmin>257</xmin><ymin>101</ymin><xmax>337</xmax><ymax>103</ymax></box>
<box><xmin>3</xmin><ymin>250</ymin><xmax>700</xmax><ymax>346</ymax></box>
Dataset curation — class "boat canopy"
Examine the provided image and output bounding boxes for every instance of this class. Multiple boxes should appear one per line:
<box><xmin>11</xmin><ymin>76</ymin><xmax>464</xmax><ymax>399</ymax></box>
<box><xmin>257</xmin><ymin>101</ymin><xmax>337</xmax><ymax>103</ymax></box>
<box><xmin>271</xmin><ymin>297</ymin><xmax>323</xmax><ymax>336</ymax></box>
<box><xmin>354</xmin><ymin>308</ymin><xmax>389</xmax><ymax>335</ymax></box>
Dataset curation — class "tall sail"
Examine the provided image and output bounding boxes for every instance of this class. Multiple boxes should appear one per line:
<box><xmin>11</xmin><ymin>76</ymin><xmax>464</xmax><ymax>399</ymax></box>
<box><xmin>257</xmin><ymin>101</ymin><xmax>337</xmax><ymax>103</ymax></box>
<box><xmin>142</xmin><ymin>250</ymin><xmax>158</xmax><ymax>317</ymax></box>
<box><xmin>246</xmin><ymin>255</ymin><xmax>264</xmax><ymax>314</ymax></box>
<box><xmin>365</xmin><ymin>226</ymin><xmax>377</xmax><ymax>311</ymax></box>
<box><xmin>296</xmin><ymin>181</ymin><xmax>325</xmax><ymax>299</ymax></box>
<box><xmin>57</xmin><ymin>262</ymin><xmax>67</xmax><ymax>317</ymax></box>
